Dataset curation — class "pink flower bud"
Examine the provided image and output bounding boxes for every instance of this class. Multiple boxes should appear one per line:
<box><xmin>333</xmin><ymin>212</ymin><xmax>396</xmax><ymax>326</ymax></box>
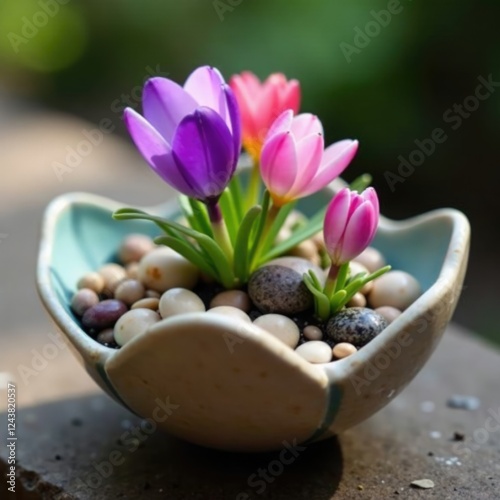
<box><xmin>323</xmin><ymin>187</ymin><xmax>379</xmax><ymax>265</ymax></box>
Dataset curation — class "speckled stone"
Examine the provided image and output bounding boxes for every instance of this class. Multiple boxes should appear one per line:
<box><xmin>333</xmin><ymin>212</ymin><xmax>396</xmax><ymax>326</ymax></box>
<box><xmin>248</xmin><ymin>257</ymin><xmax>321</xmax><ymax>315</ymax></box>
<box><xmin>326</xmin><ymin>307</ymin><xmax>388</xmax><ymax>348</ymax></box>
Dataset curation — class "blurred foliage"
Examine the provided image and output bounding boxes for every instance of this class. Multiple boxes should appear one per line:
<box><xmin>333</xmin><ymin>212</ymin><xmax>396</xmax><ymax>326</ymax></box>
<box><xmin>1</xmin><ymin>0</ymin><xmax>499</xmax><ymax>339</ymax></box>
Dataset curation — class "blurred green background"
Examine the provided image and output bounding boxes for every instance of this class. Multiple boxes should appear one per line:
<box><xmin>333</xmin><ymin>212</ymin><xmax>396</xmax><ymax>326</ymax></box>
<box><xmin>1</xmin><ymin>0</ymin><xmax>499</xmax><ymax>343</ymax></box>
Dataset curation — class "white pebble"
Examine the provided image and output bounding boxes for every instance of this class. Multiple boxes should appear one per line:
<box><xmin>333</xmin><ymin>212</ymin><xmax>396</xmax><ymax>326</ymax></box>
<box><xmin>114</xmin><ymin>309</ymin><xmax>160</xmax><ymax>346</ymax></box>
<box><xmin>332</xmin><ymin>342</ymin><xmax>357</xmax><ymax>359</ymax></box>
<box><xmin>138</xmin><ymin>247</ymin><xmax>198</xmax><ymax>293</ymax></box>
<box><xmin>71</xmin><ymin>288</ymin><xmax>99</xmax><ymax>316</ymax></box>
<box><xmin>295</xmin><ymin>341</ymin><xmax>333</xmax><ymax>364</ymax></box>
<box><xmin>254</xmin><ymin>314</ymin><xmax>300</xmax><ymax>348</ymax></box>
<box><xmin>303</xmin><ymin>325</ymin><xmax>323</xmax><ymax>341</ymax></box>
<box><xmin>375</xmin><ymin>306</ymin><xmax>402</xmax><ymax>324</ymax></box>
<box><xmin>125</xmin><ymin>262</ymin><xmax>140</xmax><ymax>280</ymax></box>
<box><xmin>354</xmin><ymin>247</ymin><xmax>386</xmax><ymax>273</ymax></box>
<box><xmin>98</xmin><ymin>263</ymin><xmax>127</xmax><ymax>293</ymax></box>
<box><xmin>118</xmin><ymin>234</ymin><xmax>155</xmax><ymax>264</ymax></box>
<box><xmin>349</xmin><ymin>261</ymin><xmax>373</xmax><ymax>295</ymax></box>
<box><xmin>159</xmin><ymin>288</ymin><xmax>205</xmax><ymax>319</ymax></box>
<box><xmin>114</xmin><ymin>279</ymin><xmax>145</xmax><ymax>306</ymax></box>
<box><xmin>77</xmin><ymin>272</ymin><xmax>105</xmax><ymax>294</ymax></box>
<box><xmin>206</xmin><ymin>306</ymin><xmax>251</xmax><ymax>323</ymax></box>
<box><xmin>369</xmin><ymin>271</ymin><xmax>421</xmax><ymax>310</ymax></box>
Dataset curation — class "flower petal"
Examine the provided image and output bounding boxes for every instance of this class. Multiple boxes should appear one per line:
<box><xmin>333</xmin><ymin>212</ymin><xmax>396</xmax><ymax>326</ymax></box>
<box><xmin>290</xmin><ymin>113</ymin><xmax>323</xmax><ymax>138</ymax></box>
<box><xmin>172</xmin><ymin>107</ymin><xmax>235</xmax><ymax>200</ymax></box>
<box><xmin>323</xmin><ymin>188</ymin><xmax>351</xmax><ymax>258</ymax></box>
<box><xmin>123</xmin><ymin>108</ymin><xmax>195</xmax><ymax>196</ymax></box>
<box><xmin>184</xmin><ymin>66</ymin><xmax>226</xmax><ymax>112</ymax></box>
<box><xmin>300</xmin><ymin>139</ymin><xmax>358</xmax><ymax>197</ymax></box>
<box><xmin>223</xmin><ymin>84</ymin><xmax>242</xmax><ymax>164</ymax></box>
<box><xmin>288</xmin><ymin>133</ymin><xmax>324</xmax><ymax>197</ymax></box>
<box><xmin>142</xmin><ymin>77</ymin><xmax>197</xmax><ymax>145</ymax></box>
<box><xmin>265</xmin><ymin>109</ymin><xmax>294</xmax><ymax>141</ymax></box>
<box><xmin>361</xmin><ymin>187</ymin><xmax>380</xmax><ymax>240</ymax></box>
<box><xmin>229</xmin><ymin>74</ymin><xmax>259</xmax><ymax>140</ymax></box>
<box><xmin>260</xmin><ymin>131</ymin><xmax>297</xmax><ymax>200</ymax></box>
<box><xmin>341</xmin><ymin>201</ymin><xmax>377</xmax><ymax>263</ymax></box>
<box><xmin>282</xmin><ymin>79</ymin><xmax>301</xmax><ymax>114</ymax></box>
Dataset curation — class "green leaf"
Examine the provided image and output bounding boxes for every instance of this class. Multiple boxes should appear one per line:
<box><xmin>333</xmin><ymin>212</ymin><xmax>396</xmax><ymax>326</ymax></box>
<box><xmin>330</xmin><ymin>290</ymin><xmax>347</xmax><ymax>313</ymax></box>
<box><xmin>260</xmin><ymin>201</ymin><xmax>296</xmax><ymax>255</ymax></box>
<box><xmin>303</xmin><ymin>273</ymin><xmax>330</xmax><ymax>320</ymax></box>
<box><xmin>248</xmin><ymin>190</ymin><xmax>271</xmax><ymax>266</ymax></box>
<box><xmin>228</xmin><ymin>175</ymin><xmax>244</xmax><ymax>223</ymax></box>
<box><xmin>219</xmin><ymin>188</ymin><xmax>238</xmax><ymax>246</ymax></box>
<box><xmin>233</xmin><ymin>206</ymin><xmax>262</xmax><ymax>282</ymax></box>
<box><xmin>188</xmin><ymin>198</ymin><xmax>213</xmax><ymax>238</ymax></box>
<box><xmin>260</xmin><ymin>206</ymin><xmax>326</xmax><ymax>263</ymax></box>
<box><xmin>349</xmin><ymin>173</ymin><xmax>372</xmax><ymax>192</ymax></box>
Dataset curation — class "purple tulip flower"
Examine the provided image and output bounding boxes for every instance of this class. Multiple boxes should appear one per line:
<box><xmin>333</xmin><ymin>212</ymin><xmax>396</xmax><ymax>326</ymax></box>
<box><xmin>124</xmin><ymin>66</ymin><xmax>241</xmax><ymax>205</ymax></box>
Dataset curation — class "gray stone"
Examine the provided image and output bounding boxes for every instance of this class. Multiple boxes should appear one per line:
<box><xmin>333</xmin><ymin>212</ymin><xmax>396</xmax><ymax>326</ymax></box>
<box><xmin>248</xmin><ymin>258</ymin><xmax>318</xmax><ymax>315</ymax></box>
<box><xmin>326</xmin><ymin>307</ymin><xmax>388</xmax><ymax>348</ymax></box>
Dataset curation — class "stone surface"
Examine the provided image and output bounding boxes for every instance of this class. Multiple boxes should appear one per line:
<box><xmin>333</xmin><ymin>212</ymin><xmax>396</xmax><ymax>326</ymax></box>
<box><xmin>326</xmin><ymin>307</ymin><xmax>388</xmax><ymax>348</ymax></box>
<box><xmin>1</xmin><ymin>325</ymin><xmax>498</xmax><ymax>499</ymax></box>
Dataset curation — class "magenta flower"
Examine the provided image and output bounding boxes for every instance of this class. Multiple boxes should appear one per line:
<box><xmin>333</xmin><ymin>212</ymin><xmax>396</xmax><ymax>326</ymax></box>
<box><xmin>124</xmin><ymin>66</ymin><xmax>241</xmax><ymax>203</ymax></box>
<box><xmin>260</xmin><ymin>110</ymin><xmax>359</xmax><ymax>207</ymax></box>
<box><xmin>323</xmin><ymin>187</ymin><xmax>379</xmax><ymax>266</ymax></box>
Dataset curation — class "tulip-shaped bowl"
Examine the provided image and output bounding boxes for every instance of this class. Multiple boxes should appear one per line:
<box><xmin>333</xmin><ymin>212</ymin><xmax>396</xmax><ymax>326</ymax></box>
<box><xmin>36</xmin><ymin>175</ymin><xmax>470</xmax><ymax>452</ymax></box>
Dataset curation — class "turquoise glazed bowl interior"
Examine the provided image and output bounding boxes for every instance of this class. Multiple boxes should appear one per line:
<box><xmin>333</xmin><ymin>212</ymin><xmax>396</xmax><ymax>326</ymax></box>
<box><xmin>37</xmin><ymin>177</ymin><xmax>470</xmax><ymax>452</ymax></box>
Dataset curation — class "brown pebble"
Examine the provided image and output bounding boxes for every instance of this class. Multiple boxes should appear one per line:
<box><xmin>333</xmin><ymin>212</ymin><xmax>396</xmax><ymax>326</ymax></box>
<box><xmin>303</xmin><ymin>325</ymin><xmax>323</xmax><ymax>341</ymax></box>
<box><xmin>131</xmin><ymin>298</ymin><xmax>160</xmax><ymax>311</ymax></box>
<box><xmin>347</xmin><ymin>292</ymin><xmax>366</xmax><ymax>308</ymax></box>
<box><xmin>332</xmin><ymin>342</ymin><xmax>357</xmax><ymax>359</ymax></box>
<box><xmin>145</xmin><ymin>290</ymin><xmax>161</xmax><ymax>299</ymax></box>
<box><xmin>99</xmin><ymin>263</ymin><xmax>127</xmax><ymax>293</ymax></box>
<box><xmin>374</xmin><ymin>306</ymin><xmax>402</xmax><ymax>324</ymax></box>
<box><xmin>71</xmin><ymin>288</ymin><xmax>99</xmax><ymax>316</ymax></box>
<box><xmin>125</xmin><ymin>262</ymin><xmax>140</xmax><ymax>280</ymax></box>
<box><xmin>77</xmin><ymin>272</ymin><xmax>105</xmax><ymax>294</ymax></box>
<box><xmin>118</xmin><ymin>234</ymin><xmax>155</xmax><ymax>264</ymax></box>
<box><xmin>288</xmin><ymin>239</ymin><xmax>320</xmax><ymax>266</ymax></box>
<box><xmin>114</xmin><ymin>279</ymin><xmax>145</xmax><ymax>306</ymax></box>
<box><xmin>210</xmin><ymin>290</ymin><xmax>251</xmax><ymax>312</ymax></box>
<box><xmin>96</xmin><ymin>328</ymin><xmax>115</xmax><ymax>345</ymax></box>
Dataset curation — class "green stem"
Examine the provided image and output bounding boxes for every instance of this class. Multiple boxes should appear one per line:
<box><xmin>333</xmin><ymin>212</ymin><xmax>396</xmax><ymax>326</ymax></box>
<box><xmin>246</xmin><ymin>158</ymin><xmax>261</xmax><ymax>211</ymax></box>
<box><xmin>324</xmin><ymin>264</ymin><xmax>340</xmax><ymax>300</ymax></box>
<box><xmin>207</xmin><ymin>201</ymin><xmax>234</xmax><ymax>263</ymax></box>
<box><xmin>250</xmin><ymin>202</ymin><xmax>280</xmax><ymax>270</ymax></box>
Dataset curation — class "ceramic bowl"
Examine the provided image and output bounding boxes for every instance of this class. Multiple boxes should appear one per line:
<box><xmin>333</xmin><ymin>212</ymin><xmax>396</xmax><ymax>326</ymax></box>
<box><xmin>37</xmin><ymin>179</ymin><xmax>470</xmax><ymax>452</ymax></box>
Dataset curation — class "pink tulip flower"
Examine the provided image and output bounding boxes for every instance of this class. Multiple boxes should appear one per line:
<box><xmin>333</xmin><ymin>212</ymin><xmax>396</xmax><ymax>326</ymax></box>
<box><xmin>260</xmin><ymin>110</ymin><xmax>359</xmax><ymax>207</ymax></box>
<box><xmin>323</xmin><ymin>187</ymin><xmax>379</xmax><ymax>266</ymax></box>
<box><xmin>229</xmin><ymin>71</ymin><xmax>300</xmax><ymax>160</ymax></box>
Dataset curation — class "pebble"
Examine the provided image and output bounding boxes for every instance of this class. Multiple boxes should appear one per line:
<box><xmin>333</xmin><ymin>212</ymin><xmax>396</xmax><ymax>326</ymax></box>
<box><xmin>125</xmin><ymin>262</ymin><xmax>140</xmax><ymax>280</ymax></box>
<box><xmin>118</xmin><ymin>234</ymin><xmax>155</xmax><ymax>264</ymax></box>
<box><xmin>77</xmin><ymin>272</ymin><xmax>105</xmax><ymax>294</ymax></box>
<box><xmin>81</xmin><ymin>299</ymin><xmax>128</xmax><ymax>332</ymax></box>
<box><xmin>210</xmin><ymin>290</ymin><xmax>251</xmax><ymax>312</ymax></box>
<box><xmin>369</xmin><ymin>270</ymin><xmax>421</xmax><ymax>310</ymax></box>
<box><xmin>349</xmin><ymin>261</ymin><xmax>373</xmax><ymax>295</ymax></box>
<box><xmin>410</xmin><ymin>479</ymin><xmax>435</xmax><ymax>489</ymax></box>
<box><xmin>138</xmin><ymin>247</ymin><xmax>198</xmax><ymax>293</ymax></box>
<box><xmin>114</xmin><ymin>309</ymin><xmax>160</xmax><ymax>346</ymax></box>
<box><xmin>354</xmin><ymin>247</ymin><xmax>386</xmax><ymax>273</ymax></box>
<box><xmin>206</xmin><ymin>306</ymin><xmax>251</xmax><ymax>323</ymax></box>
<box><xmin>288</xmin><ymin>240</ymin><xmax>321</xmax><ymax>266</ymax></box>
<box><xmin>447</xmin><ymin>395</ymin><xmax>481</xmax><ymax>410</ymax></box>
<box><xmin>347</xmin><ymin>292</ymin><xmax>366</xmax><ymax>308</ymax></box>
<box><xmin>159</xmin><ymin>288</ymin><xmax>205</xmax><ymax>319</ymax></box>
<box><xmin>248</xmin><ymin>257</ymin><xmax>322</xmax><ymax>315</ymax></box>
<box><xmin>375</xmin><ymin>306</ymin><xmax>402</xmax><ymax>324</ymax></box>
<box><xmin>254</xmin><ymin>314</ymin><xmax>300</xmax><ymax>348</ymax></box>
<box><xmin>295</xmin><ymin>341</ymin><xmax>333</xmax><ymax>363</ymax></box>
<box><xmin>98</xmin><ymin>263</ymin><xmax>127</xmax><ymax>293</ymax></box>
<box><xmin>131</xmin><ymin>297</ymin><xmax>160</xmax><ymax>311</ymax></box>
<box><xmin>96</xmin><ymin>328</ymin><xmax>115</xmax><ymax>346</ymax></box>
<box><xmin>311</xmin><ymin>230</ymin><xmax>324</xmax><ymax>249</ymax></box>
<box><xmin>71</xmin><ymin>289</ymin><xmax>99</xmax><ymax>316</ymax></box>
<box><xmin>145</xmin><ymin>290</ymin><xmax>161</xmax><ymax>299</ymax></box>
<box><xmin>326</xmin><ymin>307</ymin><xmax>388</xmax><ymax>348</ymax></box>
<box><xmin>303</xmin><ymin>325</ymin><xmax>323</xmax><ymax>341</ymax></box>
<box><xmin>114</xmin><ymin>279</ymin><xmax>145</xmax><ymax>306</ymax></box>
<box><xmin>332</xmin><ymin>342</ymin><xmax>357</xmax><ymax>359</ymax></box>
